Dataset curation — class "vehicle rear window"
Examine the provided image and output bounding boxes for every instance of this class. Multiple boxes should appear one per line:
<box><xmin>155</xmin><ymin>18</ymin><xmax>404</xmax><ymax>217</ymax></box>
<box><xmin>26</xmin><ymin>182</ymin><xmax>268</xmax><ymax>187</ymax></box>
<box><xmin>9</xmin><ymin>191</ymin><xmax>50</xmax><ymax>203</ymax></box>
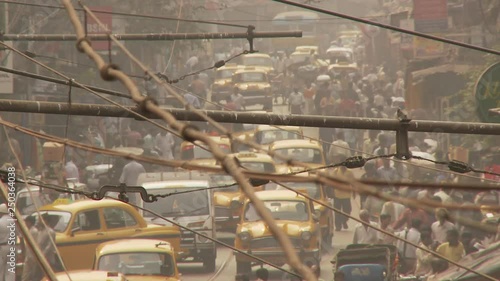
<box><xmin>98</xmin><ymin>252</ymin><xmax>175</xmax><ymax>276</ymax></box>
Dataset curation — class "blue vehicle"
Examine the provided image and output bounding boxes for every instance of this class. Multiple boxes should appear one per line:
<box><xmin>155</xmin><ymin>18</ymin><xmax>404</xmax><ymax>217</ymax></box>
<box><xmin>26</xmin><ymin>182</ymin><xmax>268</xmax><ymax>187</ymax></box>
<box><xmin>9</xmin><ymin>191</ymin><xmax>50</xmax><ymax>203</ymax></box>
<box><xmin>332</xmin><ymin>244</ymin><xmax>399</xmax><ymax>281</ymax></box>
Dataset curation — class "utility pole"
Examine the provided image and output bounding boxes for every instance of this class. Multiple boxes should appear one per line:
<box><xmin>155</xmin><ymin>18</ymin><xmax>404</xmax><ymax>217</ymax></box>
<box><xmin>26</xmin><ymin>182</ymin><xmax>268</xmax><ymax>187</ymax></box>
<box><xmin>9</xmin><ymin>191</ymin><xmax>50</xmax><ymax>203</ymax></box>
<box><xmin>1</xmin><ymin>30</ymin><xmax>302</xmax><ymax>41</ymax></box>
<box><xmin>1</xmin><ymin>100</ymin><xmax>499</xmax><ymax>136</ymax></box>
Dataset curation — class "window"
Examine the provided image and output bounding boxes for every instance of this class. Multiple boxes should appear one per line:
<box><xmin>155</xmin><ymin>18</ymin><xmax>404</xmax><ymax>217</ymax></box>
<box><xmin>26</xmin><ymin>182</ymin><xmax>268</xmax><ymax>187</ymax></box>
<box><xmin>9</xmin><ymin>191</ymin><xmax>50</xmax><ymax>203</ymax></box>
<box><xmin>98</xmin><ymin>252</ymin><xmax>175</xmax><ymax>276</ymax></box>
<box><xmin>73</xmin><ymin>210</ymin><xmax>101</xmax><ymax>231</ymax></box>
<box><xmin>244</xmin><ymin>201</ymin><xmax>309</xmax><ymax>222</ymax></box>
<box><xmin>103</xmin><ymin>208</ymin><xmax>137</xmax><ymax>229</ymax></box>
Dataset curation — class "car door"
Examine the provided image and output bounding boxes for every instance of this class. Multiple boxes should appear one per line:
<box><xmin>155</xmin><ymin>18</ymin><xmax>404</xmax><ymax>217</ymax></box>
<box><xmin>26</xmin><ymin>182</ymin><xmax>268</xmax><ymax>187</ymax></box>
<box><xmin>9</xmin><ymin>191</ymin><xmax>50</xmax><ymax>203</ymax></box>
<box><xmin>57</xmin><ymin>208</ymin><xmax>106</xmax><ymax>270</ymax></box>
<box><xmin>102</xmin><ymin>207</ymin><xmax>141</xmax><ymax>239</ymax></box>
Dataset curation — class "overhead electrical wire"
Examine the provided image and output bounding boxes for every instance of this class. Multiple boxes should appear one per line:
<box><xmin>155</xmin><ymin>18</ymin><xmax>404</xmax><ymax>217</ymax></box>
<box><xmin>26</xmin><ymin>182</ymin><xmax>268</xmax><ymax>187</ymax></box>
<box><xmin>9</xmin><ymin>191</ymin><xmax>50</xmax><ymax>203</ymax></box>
<box><xmin>271</xmin><ymin>0</ymin><xmax>500</xmax><ymax>56</ymax></box>
<box><xmin>62</xmin><ymin>2</ymin><xmax>318</xmax><ymax>280</ymax></box>
<box><xmin>1</xmin><ymin>126</ymin><xmax>74</xmax><ymax>281</ymax></box>
<box><xmin>0</xmin><ymin>0</ymin><xmax>248</xmax><ymax>28</ymax></box>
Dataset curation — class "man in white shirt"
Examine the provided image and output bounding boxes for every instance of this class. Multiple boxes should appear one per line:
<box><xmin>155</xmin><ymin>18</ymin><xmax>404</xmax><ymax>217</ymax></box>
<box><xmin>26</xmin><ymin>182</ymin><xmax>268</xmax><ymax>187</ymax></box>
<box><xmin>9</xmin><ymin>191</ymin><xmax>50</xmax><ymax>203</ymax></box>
<box><xmin>119</xmin><ymin>160</ymin><xmax>146</xmax><ymax>205</ymax></box>
<box><xmin>395</xmin><ymin>219</ymin><xmax>422</xmax><ymax>274</ymax></box>
<box><xmin>431</xmin><ymin>208</ymin><xmax>455</xmax><ymax>244</ymax></box>
<box><xmin>415</xmin><ymin>231</ymin><xmax>434</xmax><ymax>276</ymax></box>
<box><xmin>155</xmin><ymin>131</ymin><xmax>175</xmax><ymax>160</ymax></box>
<box><xmin>377</xmin><ymin>213</ymin><xmax>395</xmax><ymax>245</ymax></box>
<box><xmin>64</xmin><ymin>152</ymin><xmax>80</xmax><ymax>181</ymax></box>
<box><xmin>434</xmin><ymin>189</ymin><xmax>453</xmax><ymax>205</ymax></box>
<box><xmin>353</xmin><ymin>209</ymin><xmax>379</xmax><ymax>244</ymax></box>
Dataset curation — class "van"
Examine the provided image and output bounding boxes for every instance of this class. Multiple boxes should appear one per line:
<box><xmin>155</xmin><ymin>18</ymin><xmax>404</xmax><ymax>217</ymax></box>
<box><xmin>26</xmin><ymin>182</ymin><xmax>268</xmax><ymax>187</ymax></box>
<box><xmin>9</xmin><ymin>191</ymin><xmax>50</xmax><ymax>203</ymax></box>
<box><xmin>137</xmin><ymin>171</ymin><xmax>217</xmax><ymax>272</ymax></box>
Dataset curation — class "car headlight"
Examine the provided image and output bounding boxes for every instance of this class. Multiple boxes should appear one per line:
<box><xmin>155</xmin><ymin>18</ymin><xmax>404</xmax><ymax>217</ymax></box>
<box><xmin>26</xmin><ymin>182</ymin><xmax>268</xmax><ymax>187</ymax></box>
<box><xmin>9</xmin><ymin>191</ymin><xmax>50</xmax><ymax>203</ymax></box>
<box><xmin>301</xmin><ymin>231</ymin><xmax>312</xmax><ymax>241</ymax></box>
<box><xmin>238</xmin><ymin>231</ymin><xmax>251</xmax><ymax>242</ymax></box>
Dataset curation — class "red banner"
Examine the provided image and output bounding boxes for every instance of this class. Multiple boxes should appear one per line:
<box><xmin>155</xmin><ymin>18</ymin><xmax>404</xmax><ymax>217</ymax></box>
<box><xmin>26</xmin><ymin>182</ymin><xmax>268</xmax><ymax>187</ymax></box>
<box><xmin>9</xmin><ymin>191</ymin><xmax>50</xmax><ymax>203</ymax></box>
<box><xmin>413</xmin><ymin>0</ymin><xmax>448</xmax><ymax>33</ymax></box>
<box><xmin>86</xmin><ymin>7</ymin><xmax>113</xmax><ymax>51</ymax></box>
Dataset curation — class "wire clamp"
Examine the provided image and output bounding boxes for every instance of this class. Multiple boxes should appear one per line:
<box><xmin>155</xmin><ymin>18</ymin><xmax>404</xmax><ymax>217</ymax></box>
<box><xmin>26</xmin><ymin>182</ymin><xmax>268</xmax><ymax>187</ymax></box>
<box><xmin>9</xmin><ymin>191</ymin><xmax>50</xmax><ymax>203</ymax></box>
<box><xmin>246</xmin><ymin>25</ymin><xmax>257</xmax><ymax>53</ymax></box>
<box><xmin>76</xmin><ymin>37</ymin><xmax>92</xmax><ymax>53</ymax></box>
<box><xmin>91</xmin><ymin>184</ymin><xmax>157</xmax><ymax>202</ymax></box>
<box><xmin>395</xmin><ymin>108</ymin><xmax>411</xmax><ymax>160</ymax></box>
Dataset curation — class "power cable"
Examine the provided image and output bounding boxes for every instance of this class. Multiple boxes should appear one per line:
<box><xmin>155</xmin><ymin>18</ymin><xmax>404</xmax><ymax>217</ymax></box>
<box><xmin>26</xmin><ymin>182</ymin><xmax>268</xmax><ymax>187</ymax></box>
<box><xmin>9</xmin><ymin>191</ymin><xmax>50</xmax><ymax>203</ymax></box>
<box><xmin>1</xmin><ymin>126</ymin><xmax>73</xmax><ymax>281</ymax></box>
<box><xmin>412</xmin><ymin>156</ymin><xmax>500</xmax><ymax>178</ymax></box>
<box><xmin>0</xmin><ymin>0</ymin><xmax>249</xmax><ymax>29</ymax></box>
<box><xmin>162</xmin><ymin>0</ymin><xmax>184</xmax><ymax>74</ymax></box>
<box><xmin>62</xmin><ymin>2</ymin><xmax>319</xmax><ymax>279</ymax></box>
<box><xmin>271</xmin><ymin>0</ymin><xmax>500</xmax><ymax>56</ymax></box>
<box><xmin>273</xmin><ymin>181</ymin><xmax>498</xmax><ymax>281</ymax></box>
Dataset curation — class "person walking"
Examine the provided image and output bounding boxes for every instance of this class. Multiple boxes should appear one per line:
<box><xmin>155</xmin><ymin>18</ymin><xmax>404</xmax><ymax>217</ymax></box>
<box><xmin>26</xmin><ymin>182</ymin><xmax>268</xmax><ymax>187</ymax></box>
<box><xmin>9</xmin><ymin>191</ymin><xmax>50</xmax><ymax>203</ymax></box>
<box><xmin>353</xmin><ymin>209</ymin><xmax>379</xmax><ymax>244</ymax></box>
<box><xmin>431</xmin><ymin>208</ymin><xmax>455</xmax><ymax>245</ymax></box>
<box><xmin>230</xmin><ymin>87</ymin><xmax>246</xmax><ymax>111</ymax></box>
<box><xmin>377</xmin><ymin>213</ymin><xmax>395</xmax><ymax>245</ymax></box>
<box><xmin>303</xmin><ymin>83</ymin><xmax>315</xmax><ymax>115</ymax></box>
<box><xmin>184</xmin><ymin>89</ymin><xmax>201</xmax><ymax>109</ymax></box>
<box><xmin>119</xmin><ymin>159</ymin><xmax>146</xmax><ymax>205</ymax></box>
<box><xmin>395</xmin><ymin>219</ymin><xmax>422</xmax><ymax>274</ymax></box>
<box><xmin>436</xmin><ymin>228</ymin><xmax>465</xmax><ymax>263</ymax></box>
<box><xmin>415</xmin><ymin>231</ymin><xmax>434</xmax><ymax>277</ymax></box>
<box><xmin>288</xmin><ymin>88</ymin><xmax>305</xmax><ymax>114</ymax></box>
<box><xmin>155</xmin><ymin>131</ymin><xmax>175</xmax><ymax>160</ymax></box>
<box><xmin>329</xmin><ymin>156</ymin><xmax>355</xmax><ymax>231</ymax></box>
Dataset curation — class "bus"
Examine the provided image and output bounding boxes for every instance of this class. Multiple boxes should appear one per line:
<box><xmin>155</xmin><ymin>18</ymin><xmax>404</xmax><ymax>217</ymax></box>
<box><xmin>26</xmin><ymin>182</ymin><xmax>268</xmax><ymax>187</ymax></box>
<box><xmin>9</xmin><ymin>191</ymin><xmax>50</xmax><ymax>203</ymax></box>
<box><xmin>271</xmin><ymin>11</ymin><xmax>325</xmax><ymax>54</ymax></box>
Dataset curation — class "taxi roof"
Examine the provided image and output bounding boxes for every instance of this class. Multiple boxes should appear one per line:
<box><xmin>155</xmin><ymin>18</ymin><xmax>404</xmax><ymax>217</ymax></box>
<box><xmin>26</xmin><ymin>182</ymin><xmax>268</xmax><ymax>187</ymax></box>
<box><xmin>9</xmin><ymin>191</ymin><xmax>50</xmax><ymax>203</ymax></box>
<box><xmin>255</xmin><ymin>125</ymin><xmax>301</xmax><ymax>132</ymax></box>
<box><xmin>234</xmin><ymin>67</ymin><xmax>268</xmax><ymax>74</ymax></box>
<box><xmin>269</xmin><ymin>139</ymin><xmax>321</xmax><ymax>150</ymax></box>
<box><xmin>326</xmin><ymin>47</ymin><xmax>353</xmax><ymax>53</ymax></box>
<box><xmin>216</xmin><ymin>64</ymin><xmax>244</xmax><ymax>70</ymax></box>
<box><xmin>295</xmin><ymin>46</ymin><xmax>318</xmax><ymax>51</ymax></box>
<box><xmin>233</xmin><ymin>152</ymin><xmax>274</xmax><ymax>162</ymax></box>
<box><xmin>96</xmin><ymin>239</ymin><xmax>174</xmax><ymax>256</ymax></box>
<box><xmin>41</xmin><ymin>199</ymin><xmax>126</xmax><ymax>213</ymax></box>
<box><xmin>141</xmin><ymin>180</ymin><xmax>209</xmax><ymax>191</ymax></box>
<box><xmin>51</xmin><ymin>270</ymin><xmax>126</xmax><ymax>281</ymax></box>
<box><xmin>253</xmin><ymin>190</ymin><xmax>307</xmax><ymax>201</ymax></box>
<box><xmin>242</xmin><ymin>53</ymin><xmax>272</xmax><ymax>58</ymax></box>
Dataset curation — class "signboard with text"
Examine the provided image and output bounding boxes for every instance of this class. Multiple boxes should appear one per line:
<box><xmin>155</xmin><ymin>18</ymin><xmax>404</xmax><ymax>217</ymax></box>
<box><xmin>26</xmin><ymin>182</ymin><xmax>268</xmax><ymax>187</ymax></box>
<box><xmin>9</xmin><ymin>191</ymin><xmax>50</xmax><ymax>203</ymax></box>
<box><xmin>85</xmin><ymin>6</ymin><xmax>113</xmax><ymax>51</ymax></box>
<box><xmin>413</xmin><ymin>36</ymin><xmax>444</xmax><ymax>58</ymax></box>
<box><xmin>413</xmin><ymin>0</ymin><xmax>448</xmax><ymax>33</ymax></box>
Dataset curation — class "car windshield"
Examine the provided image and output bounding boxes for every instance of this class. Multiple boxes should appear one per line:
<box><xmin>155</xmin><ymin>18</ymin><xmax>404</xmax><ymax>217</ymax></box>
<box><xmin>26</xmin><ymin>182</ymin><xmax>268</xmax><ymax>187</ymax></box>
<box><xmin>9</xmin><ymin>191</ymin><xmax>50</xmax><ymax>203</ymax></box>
<box><xmin>216</xmin><ymin>69</ymin><xmax>234</xmax><ymax>79</ymax></box>
<box><xmin>291</xmin><ymin>54</ymin><xmax>310</xmax><ymax>64</ymax></box>
<box><xmin>27</xmin><ymin>211</ymin><xmax>72</xmax><ymax>233</ymax></box>
<box><xmin>328</xmin><ymin>51</ymin><xmax>353</xmax><ymax>63</ymax></box>
<box><xmin>244</xmin><ymin>200</ymin><xmax>309</xmax><ymax>221</ymax></box>
<box><xmin>16</xmin><ymin>188</ymin><xmax>45</xmax><ymax>216</ymax></box>
<box><xmin>98</xmin><ymin>252</ymin><xmax>175</xmax><ymax>276</ymax></box>
<box><xmin>144</xmin><ymin>187</ymin><xmax>210</xmax><ymax>218</ymax></box>
<box><xmin>181</xmin><ymin>144</ymin><xmax>230</xmax><ymax>160</ymax></box>
<box><xmin>275</xmin><ymin>182</ymin><xmax>321</xmax><ymax>199</ymax></box>
<box><xmin>255</xmin><ymin>130</ymin><xmax>302</xmax><ymax>145</ymax></box>
<box><xmin>233</xmin><ymin>72</ymin><xmax>267</xmax><ymax>83</ymax></box>
<box><xmin>273</xmin><ymin>148</ymin><xmax>323</xmax><ymax>164</ymax></box>
<box><xmin>242</xmin><ymin>57</ymin><xmax>273</xmax><ymax>67</ymax></box>
<box><xmin>240</xmin><ymin>161</ymin><xmax>276</xmax><ymax>173</ymax></box>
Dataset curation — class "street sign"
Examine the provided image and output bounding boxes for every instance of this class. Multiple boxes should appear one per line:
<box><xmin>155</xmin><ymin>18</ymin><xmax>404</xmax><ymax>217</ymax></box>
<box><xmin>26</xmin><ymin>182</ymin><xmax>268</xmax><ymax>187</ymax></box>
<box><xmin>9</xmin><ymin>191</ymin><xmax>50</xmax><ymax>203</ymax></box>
<box><xmin>413</xmin><ymin>0</ymin><xmax>448</xmax><ymax>33</ymax></box>
<box><xmin>85</xmin><ymin>6</ymin><xmax>113</xmax><ymax>51</ymax></box>
<box><xmin>475</xmin><ymin>62</ymin><xmax>500</xmax><ymax>123</ymax></box>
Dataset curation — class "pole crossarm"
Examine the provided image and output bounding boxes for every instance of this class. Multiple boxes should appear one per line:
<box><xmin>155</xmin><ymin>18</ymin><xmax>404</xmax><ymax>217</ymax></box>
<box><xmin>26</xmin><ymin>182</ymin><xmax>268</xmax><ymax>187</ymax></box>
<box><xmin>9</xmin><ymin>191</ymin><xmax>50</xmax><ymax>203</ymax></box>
<box><xmin>1</xmin><ymin>100</ymin><xmax>499</xmax><ymax>135</ymax></box>
<box><xmin>1</xmin><ymin>31</ymin><xmax>302</xmax><ymax>41</ymax></box>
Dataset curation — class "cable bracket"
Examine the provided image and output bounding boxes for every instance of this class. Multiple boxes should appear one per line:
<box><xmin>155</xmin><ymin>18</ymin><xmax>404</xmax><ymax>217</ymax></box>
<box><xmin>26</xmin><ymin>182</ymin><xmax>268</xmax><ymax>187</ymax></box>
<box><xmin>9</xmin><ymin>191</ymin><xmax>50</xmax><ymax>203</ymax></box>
<box><xmin>91</xmin><ymin>184</ymin><xmax>157</xmax><ymax>202</ymax></box>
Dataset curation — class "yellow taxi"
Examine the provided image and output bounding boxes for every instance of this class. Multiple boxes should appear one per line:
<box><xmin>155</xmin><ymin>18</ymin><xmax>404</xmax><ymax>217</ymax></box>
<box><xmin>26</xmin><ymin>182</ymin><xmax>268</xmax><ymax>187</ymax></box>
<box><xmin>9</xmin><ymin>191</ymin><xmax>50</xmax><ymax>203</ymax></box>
<box><xmin>25</xmin><ymin>199</ymin><xmax>181</xmax><ymax>270</ymax></box>
<box><xmin>234</xmin><ymin>190</ymin><xmax>321</xmax><ymax>274</ymax></box>
<box><xmin>273</xmin><ymin>172</ymin><xmax>334</xmax><ymax>247</ymax></box>
<box><xmin>232</xmin><ymin>67</ymin><xmax>273</xmax><ymax>110</ymax></box>
<box><xmin>241</xmin><ymin>53</ymin><xmax>275</xmax><ymax>74</ymax></box>
<box><xmin>213</xmin><ymin>152</ymin><xmax>277</xmax><ymax>231</ymax></box>
<box><xmin>180</xmin><ymin>135</ymin><xmax>231</xmax><ymax>168</ymax></box>
<box><xmin>41</xmin><ymin>270</ymin><xmax>127</xmax><ymax>281</ymax></box>
<box><xmin>295</xmin><ymin>45</ymin><xmax>319</xmax><ymax>54</ymax></box>
<box><xmin>210</xmin><ymin>63</ymin><xmax>244</xmax><ymax>103</ymax></box>
<box><xmin>253</xmin><ymin>125</ymin><xmax>304</xmax><ymax>152</ymax></box>
<box><xmin>93</xmin><ymin>239</ymin><xmax>180</xmax><ymax>281</ymax></box>
<box><xmin>269</xmin><ymin>139</ymin><xmax>326</xmax><ymax>173</ymax></box>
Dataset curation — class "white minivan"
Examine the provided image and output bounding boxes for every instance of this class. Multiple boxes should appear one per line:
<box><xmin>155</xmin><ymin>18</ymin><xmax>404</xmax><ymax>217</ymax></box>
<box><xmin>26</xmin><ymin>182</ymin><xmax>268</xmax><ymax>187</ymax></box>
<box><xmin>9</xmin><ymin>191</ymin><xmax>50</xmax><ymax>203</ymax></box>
<box><xmin>137</xmin><ymin>171</ymin><xmax>217</xmax><ymax>272</ymax></box>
